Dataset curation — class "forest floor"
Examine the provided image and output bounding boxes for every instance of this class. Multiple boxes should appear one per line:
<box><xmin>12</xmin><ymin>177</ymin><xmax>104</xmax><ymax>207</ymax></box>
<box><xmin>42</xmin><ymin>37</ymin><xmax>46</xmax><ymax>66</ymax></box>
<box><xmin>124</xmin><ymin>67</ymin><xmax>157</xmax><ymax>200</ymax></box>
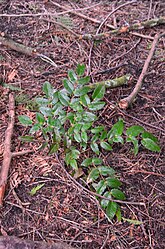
<box><xmin>0</xmin><ymin>1</ymin><xmax>165</xmax><ymax>248</ymax></box>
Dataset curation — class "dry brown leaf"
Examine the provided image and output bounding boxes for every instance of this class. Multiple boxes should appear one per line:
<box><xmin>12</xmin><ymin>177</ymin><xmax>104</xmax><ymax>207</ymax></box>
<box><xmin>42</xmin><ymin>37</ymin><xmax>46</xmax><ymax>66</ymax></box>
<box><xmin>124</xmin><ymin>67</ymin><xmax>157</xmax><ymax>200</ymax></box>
<box><xmin>7</xmin><ymin>69</ymin><xmax>18</xmax><ymax>82</ymax></box>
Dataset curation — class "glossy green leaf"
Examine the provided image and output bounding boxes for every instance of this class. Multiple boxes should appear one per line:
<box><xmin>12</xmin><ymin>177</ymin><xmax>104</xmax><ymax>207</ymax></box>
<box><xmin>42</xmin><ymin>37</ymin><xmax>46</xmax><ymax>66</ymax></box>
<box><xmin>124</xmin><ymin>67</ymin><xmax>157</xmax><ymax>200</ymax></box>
<box><xmin>92</xmin><ymin>84</ymin><xmax>105</xmax><ymax>100</ymax></box>
<box><xmin>29</xmin><ymin>123</ymin><xmax>41</xmax><ymax>134</ymax></box>
<box><xmin>81</xmin><ymin>158</ymin><xmax>92</xmax><ymax>167</ymax></box>
<box><xmin>19</xmin><ymin>136</ymin><xmax>34</xmax><ymax>142</ymax></box>
<box><xmin>47</xmin><ymin>116</ymin><xmax>58</xmax><ymax>127</ymax></box>
<box><xmin>81</xmin><ymin>130</ymin><xmax>88</xmax><ymax>143</ymax></box>
<box><xmin>52</xmin><ymin>91</ymin><xmax>59</xmax><ymax>105</ymax></box>
<box><xmin>100</xmin><ymin>141</ymin><xmax>112</xmax><ymax>151</ymax></box>
<box><xmin>76</xmin><ymin>64</ymin><xmax>85</xmax><ymax>76</ymax></box>
<box><xmin>126</xmin><ymin>125</ymin><xmax>145</xmax><ymax>137</ymax></box>
<box><xmin>81</xmin><ymin>123</ymin><xmax>92</xmax><ymax>131</ymax></box>
<box><xmin>100</xmin><ymin>192</ymin><xmax>112</xmax><ymax>209</ymax></box>
<box><xmin>98</xmin><ymin>166</ymin><xmax>115</xmax><ymax>176</ymax></box>
<box><xmin>106</xmin><ymin>201</ymin><xmax>118</xmax><ymax>220</ymax></box>
<box><xmin>87</xmin><ymin>168</ymin><xmax>99</xmax><ymax>183</ymax></box>
<box><xmin>126</xmin><ymin>136</ymin><xmax>139</xmax><ymax>155</ymax></box>
<box><xmin>92</xmin><ymin>158</ymin><xmax>103</xmax><ymax>165</ymax></box>
<box><xmin>88</xmin><ymin>101</ymin><xmax>105</xmax><ymax>111</ymax></box>
<box><xmin>80</xmin><ymin>94</ymin><xmax>91</xmax><ymax>106</ymax></box>
<box><xmin>91</xmin><ymin>126</ymin><xmax>105</xmax><ymax>134</ymax></box>
<box><xmin>74</xmin><ymin>132</ymin><xmax>82</xmax><ymax>142</ymax></box>
<box><xmin>63</xmin><ymin>78</ymin><xmax>74</xmax><ymax>94</ymax></box>
<box><xmin>36</xmin><ymin>113</ymin><xmax>45</xmax><ymax>124</ymax></box>
<box><xmin>107</xmin><ymin>119</ymin><xmax>124</xmax><ymax>140</ymax></box>
<box><xmin>141</xmin><ymin>131</ymin><xmax>158</xmax><ymax>143</ymax></box>
<box><xmin>52</xmin><ymin>102</ymin><xmax>63</xmax><ymax>115</ymax></box>
<box><xmin>49</xmin><ymin>143</ymin><xmax>59</xmax><ymax>154</ymax></box>
<box><xmin>78</xmin><ymin>76</ymin><xmax>90</xmax><ymax>85</ymax></box>
<box><xmin>141</xmin><ymin>138</ymin><xmax>160</xmax><ymax>152</ymax></box>
<box><xmin>35</xmin><ymin>97</ymin><xmax>49</xmax><ymax>106</ymax></box>
<box><xmin>68</xmin><ymin>69</ymin><xmax>77</xmax><ymax>83</ymax></box>
<box><xmin>74</xmin><ymin>86</ymin><xmax>90</xmax><ymax>96</ymax></box>
<box><xmin>30</xmin><ymin>183</ymin><xmax>45</xmax><ymax>196</ymax></box>
<box><xmin>91</xmin><ymin>142</ymin><xmax>100</xmax><ymax>155</ymax></box>
<box><xmin>91</xmin><ymin>133</ymin><xmax>100</xmax><ymax>142</ymax></box>
<box><xmin>100</xmin><ymin>130</ymin><xmax>107</xmax><ymax>141</ymax></box>
<box><xmin>43</xmin><ymin>81</ymin><xmax>53</xmax><ymax>98</ymax></box>
<box><xmin>112</xmin><ymin>135</ymin><xmax>124</xmax><ymax>144</ymax></box>
<box><xmin>116</xmin><ymin>207</ymin><xmax>122</xmax><ymax>222</ymax></box>
<box><xmin>83</xmin><ymin>112</ymin><xmax>97</xmax><ymax>122</ymax></box>
<box><xmin>106</xmin><ymin>178</ymin><xmax>121</xmax><ymax>188</ymax></box>
<box><xmin>111</xmin><ymin>189</ymin><xmax>126</xmax><ymax>200</ymax></box>
<box><xmin>71</xmin><ymin>149</ymin><xmax>80</xmax><ymax>159</ymax></box>
<box><xmin>122</xmin><ymin>217</ymin><xmax>143</xmax><ymax>225</ymax></box>
<box><xmin>39</xmin><ymin>106</ymin><xmax>52</xmax><ymax>116</ymax></box>
<box><xmin>69</xmin><ymin>159</ymin><xmax>78</xmax><ymax>170</ymax></box>
<box><xmin>93</xmin><ymin>180</ymin><xmax>107</xmax><ymax>195</ymax></box>
<box><xmin>18</xmin><ymin>115</ymin><xmax>33</xmax><ymax>126</ymax></box>
<box><xmin>67</xmin><ymin>112</ymin><xmax>75</xmax><ymax>123</ymax></box>
<box><xmin>74</xmin><ymin>123</ymin><xmax>82</xmax><ymax>132</ymax></box>
<box><xmin>58</xmin><ymin>90</ymin><xmax>70</xmax><ymax>106</ymax></box>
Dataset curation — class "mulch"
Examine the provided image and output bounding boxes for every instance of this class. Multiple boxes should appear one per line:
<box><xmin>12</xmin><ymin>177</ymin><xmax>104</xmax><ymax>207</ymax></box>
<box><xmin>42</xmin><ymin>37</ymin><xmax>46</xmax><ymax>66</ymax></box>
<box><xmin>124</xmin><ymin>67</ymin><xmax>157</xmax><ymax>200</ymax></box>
<box><xmin>0</xmin><ymin>1</ymin><xmax>165</xmax><ymax>248</ymax></box>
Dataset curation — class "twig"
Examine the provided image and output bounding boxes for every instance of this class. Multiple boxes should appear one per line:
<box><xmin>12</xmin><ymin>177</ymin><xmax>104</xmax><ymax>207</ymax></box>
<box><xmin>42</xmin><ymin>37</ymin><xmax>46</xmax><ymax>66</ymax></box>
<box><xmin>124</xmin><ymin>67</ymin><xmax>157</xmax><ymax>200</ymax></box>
<box><xmin>128</xmin><ymin>170</ymin><xmax>164</xmax><ymax>177</ymax></box>
<box><xmin>130</xmin><ymin>32</ymin><xmax>154</xmax><ymax>40</ymax></box>
<box><xmin>119</xmin><ymin>32</ymin><xmax>165</xmax><ymax>109</ymax></box>
<box><xmin>0</xmin><ymin>93</ymin><xmax>15</xmax><ymax>206</ymax></box>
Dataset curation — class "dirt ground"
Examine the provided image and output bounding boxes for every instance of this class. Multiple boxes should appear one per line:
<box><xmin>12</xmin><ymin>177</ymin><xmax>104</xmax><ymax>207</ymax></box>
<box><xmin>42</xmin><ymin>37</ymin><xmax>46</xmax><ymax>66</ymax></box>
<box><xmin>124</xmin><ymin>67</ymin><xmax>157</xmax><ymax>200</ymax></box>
<box><xmin>0</xmin><ymin>1</ymin><xmax>165</xmax><ymax>248</ymax></box>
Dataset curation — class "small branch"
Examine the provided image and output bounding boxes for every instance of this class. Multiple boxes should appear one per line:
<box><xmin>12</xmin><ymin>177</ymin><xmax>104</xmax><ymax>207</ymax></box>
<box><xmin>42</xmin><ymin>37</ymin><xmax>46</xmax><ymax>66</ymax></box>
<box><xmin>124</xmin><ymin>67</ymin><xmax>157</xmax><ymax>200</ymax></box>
<box><xmin>79</xmin><ymin>17</ymin><xmax>165</xmax><ymax>40</ymax></box>
<box><xmin>119</xmin><ymin>32</ymin><xmax>165</xmax><ymax>109</ymax></box>
<box><xmin>12</xmin><ymin>150</ymin><xmax>33</xmax><ymax>157</ymax></box>
<box><xmin>0</xmin><ymin>93</ymin><xmax>15</xmax><ymax>206</ymax></box>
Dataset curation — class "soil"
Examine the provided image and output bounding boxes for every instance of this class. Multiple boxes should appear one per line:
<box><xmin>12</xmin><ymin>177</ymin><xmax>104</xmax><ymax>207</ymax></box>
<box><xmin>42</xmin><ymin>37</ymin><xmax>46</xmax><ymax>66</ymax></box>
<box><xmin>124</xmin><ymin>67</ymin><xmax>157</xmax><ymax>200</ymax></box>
<box><xmin>0</xmin><ymin>1</ymin><xmax>165</xmax><ymax>249</ymax></box>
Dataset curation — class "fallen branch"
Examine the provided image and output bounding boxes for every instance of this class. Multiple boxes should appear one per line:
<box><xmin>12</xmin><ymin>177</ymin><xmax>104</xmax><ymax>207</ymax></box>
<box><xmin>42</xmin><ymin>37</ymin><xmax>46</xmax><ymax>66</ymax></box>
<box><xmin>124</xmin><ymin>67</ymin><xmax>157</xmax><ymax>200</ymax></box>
<box><xmin>0</xmin><ymin>93</ymin><xmax>33</xmax><ymax>206</ymax></box>
<box><xmin>0</xmin><ymin>236</ymin><xmax>76</xmax><ymax>249</ymax></box>
<box><xmin>119</xmin><ymin>32</ymin><xmax>165</xmax><ymax>109</ymax></box>
<box><xmin>79</xmin><ymin>17</ymin><xmax>165</xmax><ymax>40</ymax></box>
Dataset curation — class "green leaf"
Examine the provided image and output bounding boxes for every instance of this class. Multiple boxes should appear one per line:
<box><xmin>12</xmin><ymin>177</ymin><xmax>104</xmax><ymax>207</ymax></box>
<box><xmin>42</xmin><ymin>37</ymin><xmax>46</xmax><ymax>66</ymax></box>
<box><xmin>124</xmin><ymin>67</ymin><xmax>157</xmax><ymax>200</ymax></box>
<box><xmin>110</xmin><ymin>189</ymin><xmax>126</xmax><ymax>200</ymax></box>
<box><xmin>141</xmin><ymin>131</ymin><xmax>158</xmax><ymax>143</ymax></box>
<box><xmin>98</xmin><ymin>166</ymin><xmax>115</xmax><ymax>176</ymax></box>
<box><xmin>88</xmin><ymin>101</ymin><xmax>105</xmax><ymax>111</ymax></box>
<box><xmin>47</xmin><ymin>117</ymin><xmax>58</xmax><ymax>127</ymax></box>
<box><xmin>100</xmin><ymin>130</ymin><xmax>107</xmax><ymax>141</ymax></box>
<box><xmin>81</xmin><ymin>158</ymin><xmax>92</xmax><ymax>167</ymax></box>
<box><xmin>35</xmin><ymin>97</ymin><xmax>49</xmax><ymax>106</ymax></box>
<box><xmin>126</xmin><ymin>136</ymin><xmax>139</xmax><ymax>155</ymax></box>
<box><xmin>91</xmin><ymin>133</ymin><xmax>100</xmax><ymax>142</ymax></box>
<box><xmin>87</xmin><ymin>168</ymin><xmax>99</xmax><ymax>183</ymax></box>
<box><xmin>68</xmin><ymin>69</ymin><xmax>77</xmax><ymax>83</ymax></box>
<box><xmin>63</xmin><ymin>78</ymin><xmax>74</xmax><ymax>94</ymax></box>
<box><xmin>43</xmin><ymin>81</ymin><xmax>53</xmax><ymax>98</ymax></box>
<box><xmin>92</xmin><ymin>84</ymin><xmax>105</xmax><ymax>100</ymax></box>
<box><xmin>69</xmin><ymin>159</ymin><xmax>78</xmax><ymax>170</ymax></box>
<box><xmin>122</xmin><ymin>217</ymin><xmax>143</xmax><ymax>225</ymax></box>
<box><xmin>52</xmin><ymin>102</ymin><xmax>63</xmax><ymax>115</ymax></box>
<box><xmin>30</xmin><ymin>183</ymin><xmax>45</xmax><ymax>196</ymax></box>
<box><xmin>141</xmin><ymin>138</ymin><xmax>160</xmax><ymax>152</ymax></box>
<box><xmin>74</xmin><ymin>132</ymin><xmax>82</xmax><ymax>142</ymax></box>
<box><xmin>100</xmin><ymin>141</ymin><xmax>112</xmax><ymax>151</ymax></box>
<box><xmin>52</xmin><ymin>91</ymin><xmax>59</xmax><ymax>105</ymax></box>
<box><xmin>71</xmin><ymin>149</ymin><xmax>80</xmax><ymax>159</ymax></box>
<box><xmin>126</xmin><ymin>125</ymin><xmax>145</xmax><ymax>137</ymax></box>
<box><xmin>80</xmin><ymin>94</ymin><xmax>91</xmax><ymax>106</ymax></box>
<box><xmin>107</xmin><ymin>119</ymin><xmax>124</xmax><ymax>140</ymax></box>
<box><xmin>106</xmin><ymin>201</ymin><xmax>118</xmax><ymax>220</ymax></box>
<box><xmin>36</xmin><ymin>113</ymin><xmax>45</xmax><ymax>124</ymax></box>
<box><xmin>19</xmin><ymin>136</ymin><xmax>34</xmax><ymax>142</ymax></box>
<box><xmin>18</xmin><ymin>115</ymin><xmax>33</xmax><ymax>126</ymax></box>
<box><xmin>93</xmin><ymin>180</ymin><xmax>107</xmax><ymax>195</ymax></box>
<box><xmin>100</xmin><ymin>192</ymin><xmax>112</xmax><ymax>209</ymax></box>
<box><xmin>112</xmin><ymin>135</ymin><xmax>124</xmax><ymax>144</ymax></box>
<box><xmin>116</xmin><ymin>207</ymin><xmax>122</xmax><ymax>222</ymax></box>
<box><xmin>78</xmin><ymin>76</ymin><xmax>90</xmax><ymax>85</ymax></box>
<box><xmin>91</xmin><ymin>142</ymin><xmax>100</xmax><ymax>155</ymax></box>
<box><xmin>76</xmin><ymin>64</ymin><xmax>85</xmax><ymax>76</ymax></box>
<box><xmin>58</xmin><ymin>90</ymin><xmax>70</xmax><ymax>106</ymax></box>
<box><xmin>39</xmin><ymin>106</ymin><xmax>52</xmax><ymax>116</ymax></box>
<box><xmin>106</xmin><ymin>178</ymin><xmax>121</xmax><ymax>188</ymax></box>
<box><xmin>67</xmin><ymin>112</ymin><xmax>75</xmax><ymax>123</ymax></box>
<box><xmin>92</xmin><ymin>158</ymin><xmax>103</xmax><ymax>165</ymax></box>
<box><xmin>29</xmin><ymin>124</ymin><xmax>41</xmax><ymax>134</ymax></box>
<box><xmin>83</xmin><ymin>112</ymin><xmax>97</xmax><ymax>122</ymax></box>
<box><xmin>81</xmin><ymin>130</ymin><xmax>88</xmax><ymax>143</ymax></box>
<box><xmin>74</xmin><ymin>86</ymin><xmax>90</xmax><ymax>96</ymax></box>
<box><xmin>49</xmin><ymin>143</ymin><xmax>59</xmax><ymax>154</ymax></box>
<box><xmin>81</xmin><ymin>123</ymin><xmax>92</xmax><ymax>131</ymax></box>
<box><xmin>91</xmin><ymin>126</ymin><xmax>105</xmax><ymax>134</ymax></box>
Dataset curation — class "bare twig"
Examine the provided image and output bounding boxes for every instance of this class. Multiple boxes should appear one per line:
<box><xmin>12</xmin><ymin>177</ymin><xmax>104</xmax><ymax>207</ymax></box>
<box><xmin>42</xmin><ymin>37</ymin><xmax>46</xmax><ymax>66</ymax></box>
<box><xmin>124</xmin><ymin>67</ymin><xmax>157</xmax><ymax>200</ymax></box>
<box><xmin>0</xmin><ymin>93</ymin><xmax>15</xmax><ymax>206</ymax></box>
<box><xmin>119</xmin><ymin>32</ymin><xmax>165</xmax><ymax>109</ymax></box>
